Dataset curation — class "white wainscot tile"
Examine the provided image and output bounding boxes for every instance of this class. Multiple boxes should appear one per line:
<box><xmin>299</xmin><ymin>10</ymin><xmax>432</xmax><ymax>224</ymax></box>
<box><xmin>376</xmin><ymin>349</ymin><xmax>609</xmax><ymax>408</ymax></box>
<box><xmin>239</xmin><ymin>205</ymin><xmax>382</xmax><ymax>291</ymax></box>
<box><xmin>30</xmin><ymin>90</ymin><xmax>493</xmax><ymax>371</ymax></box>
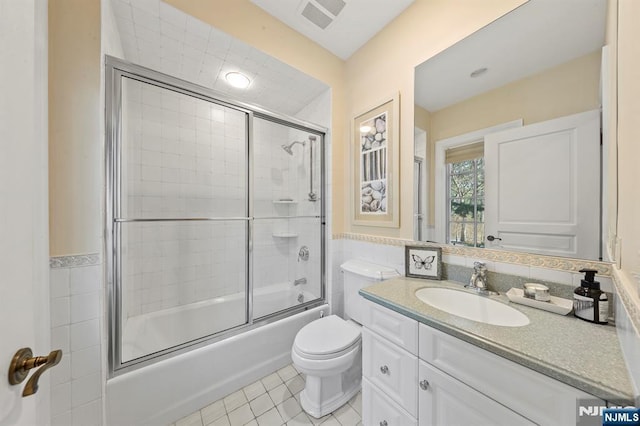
<box><xmin>51</xmin><ymin>297</ymin><xmax>70</xmax><ymax>328</ymax></box>
<box><xmin>494</xmin><ymin>261</ymin><xmax>530</xmax><ymax>278</ymax></box>
<box><xmin>529</xmin><ymin>266</ymin><xmax>572</xmax><ymax>285</ymax></box>
<box><xmin>50</xmin><ymin>268</ymin><xmax>70</xmax><ymax>298</ymax></box>
<box><xmin>71</xmin><ymin>345</ymin><xmax>101</xmax><ymax>379</ymax></box>
<box><xmin>51</xmin><ymin>382</ymin><xmax>71</xmax><ymax>417</ymax></box>
<box><xmin>465</xmin><ymin>258</ymin><xmax>494</xmax><ymax>270</ymax></box>
<box><xmin>50</xmin><ymin>352</ymin><xmax>71</xmax><ymax>386</ymax></box>
<box><xmin>51</xmin><ymin>325</ymin><xmax>70</xmax><ymax>353</ymax></box>
<box><xmin>442</xmin><ymin>254</ymin><xmax>466</xmax><ymax>267</ymax></box>
<box><xmin>71</xmin><ymin>398</ymin><xmax>103</xmax><ymax>426</ymax></box>
<box><xmin>69</xmin><ymin>264</ymin><xmax>101</xmax><ymax>295</ymax></box>
<box><xmin>71</xmin><ymin>372</ymin><xmax>101</xmax><ymax>408</ymax></box>
<box><xmin>70</xmin><ymin>291</ymin><xmax>100</xmax><ymax>323</ymax></box>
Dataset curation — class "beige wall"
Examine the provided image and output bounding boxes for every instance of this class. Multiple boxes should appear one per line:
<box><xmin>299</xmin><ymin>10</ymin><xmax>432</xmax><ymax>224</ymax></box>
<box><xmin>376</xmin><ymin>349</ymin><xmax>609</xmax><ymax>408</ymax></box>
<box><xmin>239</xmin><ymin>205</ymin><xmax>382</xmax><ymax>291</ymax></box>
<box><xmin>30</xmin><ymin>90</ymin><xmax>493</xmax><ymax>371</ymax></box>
<box><xmin>164</xmin><ymin>0</ymin><xmax>347</xmax><ymax>234</ymax></box>
<box><xmin>49</xmin><ymin>0</ymin><xmax>101</xmax><ymax>256</ymax></box>
<box><xmin>616</xmin><ymin>0</ymin><xmax>640</xmax><ymax>294</ymax></box>
<box><xmin>429</xmin><ymin>50</ymin><xmax>602</xmax><ymax>142</ymax></box>
<box><xmin>344</xmin><ymin>0</ymin><xmax>527</xmax><ymax>240</ymax></box>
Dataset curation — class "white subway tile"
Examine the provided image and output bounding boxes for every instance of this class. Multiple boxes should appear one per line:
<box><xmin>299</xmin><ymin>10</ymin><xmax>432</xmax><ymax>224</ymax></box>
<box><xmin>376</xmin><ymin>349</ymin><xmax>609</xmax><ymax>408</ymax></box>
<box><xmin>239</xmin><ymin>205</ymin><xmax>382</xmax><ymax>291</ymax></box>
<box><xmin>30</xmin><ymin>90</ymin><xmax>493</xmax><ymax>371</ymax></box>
<box><xmin>51</xmin><ymin>382</ymin><xmax>71</xmax><ymax>417</ymax></box>
<box><xmin>465</xmin><ymin>258</ymin><xmax>494</xmax><ymax>270</ymax></box>
<box><xmin>494</xmin><ymin>262</ymin><xmax>530</xmax><ymax>278</ymax></box>
<box><xmin>50</xmin><ymin>351</ymin><xmax>71</xmax><ymax>386</ymax></box>
<box><xmin>52</xmin><ymin>411</ymin><xmax>72</xmax><ymax>426</ymax></box>
<box><xmin>71</xmin><ymin>345</ymin><xmax>101</xmax><ymax>380</ymax></box>
<box><xmin>51</xmin><ymin>325</ymin><xmax>70</xmax><ymax>353</ymax></box>
<box><xmin>71</xmin><ymin>399</ymin><xmax>102</xmax><ymax>426</ymax></box>
<box><xmin>529</xmin><ymin>267</ymin><xmax>572</xmax><ymax>285</ymax></box>
<box><xmin>71</xmin><ymin>372</ymin><xmax>101</xmax><ymax>408</ymax></box>
<box><xmin>442</xmin><ymin>254</ymin><xmax>465</xmax><ymax>267</ymax></box>
<box><xmin>69</xmin><ymin>265</ymin><xmax>101</xmax><ymax>295</ymax></box>
<box><xmin>51</xmin><ymin>297</ymin><xmax>70</xmax><ymax>328</ymax></box>
<box><xmin>70</xmin><ymin>319</ymin><xmax>100</xmax><ymax>352</ymax></box>
<box><xmin>50</xmin><ymin>268</ymin><xmax>70</xmax><ymax>298</ymax></box>
<box><xmin>70</xmin><ymin>292</ymin><xmax>100</xmax><ymax>323</ymax></box>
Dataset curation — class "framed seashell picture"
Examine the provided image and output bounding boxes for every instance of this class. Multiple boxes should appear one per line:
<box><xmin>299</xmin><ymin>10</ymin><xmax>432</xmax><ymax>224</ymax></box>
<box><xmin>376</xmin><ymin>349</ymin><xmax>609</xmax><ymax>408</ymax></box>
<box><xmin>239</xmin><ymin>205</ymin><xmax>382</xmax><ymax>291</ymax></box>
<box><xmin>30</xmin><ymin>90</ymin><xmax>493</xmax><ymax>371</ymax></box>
<box><xmin>352</xmin><ymin>92</ymin><xmax>400</xmax><ymax>227</ymax></box>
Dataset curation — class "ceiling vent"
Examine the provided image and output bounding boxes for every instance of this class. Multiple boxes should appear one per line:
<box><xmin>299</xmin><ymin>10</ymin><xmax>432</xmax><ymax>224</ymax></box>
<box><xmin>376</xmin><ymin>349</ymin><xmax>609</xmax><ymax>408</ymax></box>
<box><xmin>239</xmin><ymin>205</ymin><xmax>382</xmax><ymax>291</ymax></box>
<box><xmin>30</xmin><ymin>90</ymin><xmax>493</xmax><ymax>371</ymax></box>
<box><xmin>316</xmin><ymin>0</ymin><xmax>346</xmax><ymax>17</ymax></box>
<box><xmin>301</xmin><ymin>0</ymin><xmax>346</xmax><ymax>30</ymax></box>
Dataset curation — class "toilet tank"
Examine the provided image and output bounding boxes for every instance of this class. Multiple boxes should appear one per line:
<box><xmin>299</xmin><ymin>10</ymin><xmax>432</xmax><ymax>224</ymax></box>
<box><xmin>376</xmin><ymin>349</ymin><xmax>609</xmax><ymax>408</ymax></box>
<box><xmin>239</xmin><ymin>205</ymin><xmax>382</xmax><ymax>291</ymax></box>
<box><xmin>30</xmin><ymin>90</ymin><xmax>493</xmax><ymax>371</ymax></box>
<box><xmin>340</xmin><ymin>259</ymin><xmax>399</xmax><ymax>323</ymax></box>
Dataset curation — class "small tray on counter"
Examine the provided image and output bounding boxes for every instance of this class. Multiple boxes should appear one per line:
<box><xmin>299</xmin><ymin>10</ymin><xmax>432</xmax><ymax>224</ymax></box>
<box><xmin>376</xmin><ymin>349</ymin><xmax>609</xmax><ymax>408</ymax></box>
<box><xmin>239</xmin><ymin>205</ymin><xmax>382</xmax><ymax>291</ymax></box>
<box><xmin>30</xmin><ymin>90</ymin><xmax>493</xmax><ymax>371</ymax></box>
<box><xmin>506</xmin><ymin>288</ymin><xmax>573</xmax><ymax>315</ymax></box>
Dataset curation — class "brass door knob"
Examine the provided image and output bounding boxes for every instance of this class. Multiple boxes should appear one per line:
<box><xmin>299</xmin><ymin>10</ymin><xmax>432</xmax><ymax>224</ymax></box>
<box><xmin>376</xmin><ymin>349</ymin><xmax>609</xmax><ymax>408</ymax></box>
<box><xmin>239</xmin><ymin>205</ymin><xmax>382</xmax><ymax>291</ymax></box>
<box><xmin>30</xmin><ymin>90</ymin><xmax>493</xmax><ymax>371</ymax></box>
<box><xmin>8</xmin><ymin>347</ymin><xmax>62</xmax><ymax>396</ymax></box>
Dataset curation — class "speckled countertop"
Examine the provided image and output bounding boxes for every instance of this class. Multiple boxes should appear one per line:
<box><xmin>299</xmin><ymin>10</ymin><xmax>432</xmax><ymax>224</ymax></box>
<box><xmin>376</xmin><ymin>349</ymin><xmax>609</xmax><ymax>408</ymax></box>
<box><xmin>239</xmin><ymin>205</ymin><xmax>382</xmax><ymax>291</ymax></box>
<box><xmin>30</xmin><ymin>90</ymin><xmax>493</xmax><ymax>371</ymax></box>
<box><xmin>360</xmin><ymin>277</ymin><xmax>635</xmax><ymax>405</ymax></box>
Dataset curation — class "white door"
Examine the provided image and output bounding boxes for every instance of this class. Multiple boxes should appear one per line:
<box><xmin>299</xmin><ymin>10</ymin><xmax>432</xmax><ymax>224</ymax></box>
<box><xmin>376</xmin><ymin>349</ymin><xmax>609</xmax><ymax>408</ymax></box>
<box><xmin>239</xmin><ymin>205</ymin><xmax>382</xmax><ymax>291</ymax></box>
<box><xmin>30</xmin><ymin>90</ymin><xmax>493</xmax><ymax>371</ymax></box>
<box><xmin>0</xmin><ymin>0</ymin><xmax>51</xmax><ymax>424</ymax></box>
<box><xmin>484</xmin><ymin>110</ymin><xmax>600</xmax><ymax>259</ymax></box>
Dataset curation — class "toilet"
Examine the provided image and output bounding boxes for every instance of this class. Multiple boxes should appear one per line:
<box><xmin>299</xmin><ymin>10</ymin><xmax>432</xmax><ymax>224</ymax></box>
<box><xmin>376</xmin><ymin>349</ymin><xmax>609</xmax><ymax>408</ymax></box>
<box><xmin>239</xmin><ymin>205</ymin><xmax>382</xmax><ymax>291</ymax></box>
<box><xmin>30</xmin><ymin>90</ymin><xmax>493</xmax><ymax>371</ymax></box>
<box><xmin>291</xmin><ymin>259</ymin><xmax>399</xmax><ymax>418</ymax></box>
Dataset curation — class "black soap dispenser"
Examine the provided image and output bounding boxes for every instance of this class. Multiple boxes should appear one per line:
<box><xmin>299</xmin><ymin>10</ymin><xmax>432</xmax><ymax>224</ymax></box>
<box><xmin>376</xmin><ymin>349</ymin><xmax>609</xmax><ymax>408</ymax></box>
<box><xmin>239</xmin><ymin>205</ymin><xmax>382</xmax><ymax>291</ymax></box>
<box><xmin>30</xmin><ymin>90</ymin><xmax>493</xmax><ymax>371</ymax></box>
<box><xmin>573</xmin><ymin>269</ymin><xmax>608</xmax><ymax>324</ymax></box>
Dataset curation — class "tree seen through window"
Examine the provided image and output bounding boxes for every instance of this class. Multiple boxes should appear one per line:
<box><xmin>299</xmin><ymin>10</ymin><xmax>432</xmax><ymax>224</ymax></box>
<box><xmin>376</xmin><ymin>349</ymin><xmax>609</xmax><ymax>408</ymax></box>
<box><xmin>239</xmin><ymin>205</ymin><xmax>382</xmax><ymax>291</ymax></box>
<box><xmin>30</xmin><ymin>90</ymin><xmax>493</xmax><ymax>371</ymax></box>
<box><xmin>448</xmin><ymin>157</ymin><xmax>484</xmax><ymax>247</ymax></box>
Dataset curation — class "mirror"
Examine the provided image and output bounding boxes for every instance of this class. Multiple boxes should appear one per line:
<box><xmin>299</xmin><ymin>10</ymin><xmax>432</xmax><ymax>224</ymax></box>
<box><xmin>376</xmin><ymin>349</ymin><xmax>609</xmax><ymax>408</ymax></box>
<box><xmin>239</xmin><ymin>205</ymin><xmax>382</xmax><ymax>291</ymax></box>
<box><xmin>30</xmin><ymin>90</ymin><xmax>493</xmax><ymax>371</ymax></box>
<box><xmin>413</xmin><ymin>0</ymin><xmax>615</xmax><ymax>261</ymax></box>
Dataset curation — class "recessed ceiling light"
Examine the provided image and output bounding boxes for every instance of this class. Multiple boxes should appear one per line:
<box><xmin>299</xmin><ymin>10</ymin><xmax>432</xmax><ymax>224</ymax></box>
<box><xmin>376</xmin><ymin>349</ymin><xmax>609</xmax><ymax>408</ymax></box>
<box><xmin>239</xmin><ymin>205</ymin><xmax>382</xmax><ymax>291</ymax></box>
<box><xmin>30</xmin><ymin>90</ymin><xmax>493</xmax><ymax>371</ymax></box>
<box><xmin>225</xmin><ymin>72</ymin><xmax>251</xmax><ymax>89</ymax></box>
<box><xmin>470</xmin><ymin>67</ymin><xmax>488</xmax><ymax>78</ymax></box>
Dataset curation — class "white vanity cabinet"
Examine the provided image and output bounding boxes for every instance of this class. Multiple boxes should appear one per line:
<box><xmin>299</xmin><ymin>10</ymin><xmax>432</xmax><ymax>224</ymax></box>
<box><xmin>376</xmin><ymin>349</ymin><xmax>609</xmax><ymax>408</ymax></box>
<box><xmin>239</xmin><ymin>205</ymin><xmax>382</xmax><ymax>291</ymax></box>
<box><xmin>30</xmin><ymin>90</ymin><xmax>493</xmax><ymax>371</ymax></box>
<box><xmin>361</xmin><ymin>299</ymin><xmax>604</xmax><ymax>426</ymax></box>
<box><xmin>362</xmin><ymin>300</ymin><xmax>419</xmax><ymax>425</ymax></box>
<box><xmin>418</xmin><ymin>360</ymin><xmax>534</xmax><ymax>426</ymax></box>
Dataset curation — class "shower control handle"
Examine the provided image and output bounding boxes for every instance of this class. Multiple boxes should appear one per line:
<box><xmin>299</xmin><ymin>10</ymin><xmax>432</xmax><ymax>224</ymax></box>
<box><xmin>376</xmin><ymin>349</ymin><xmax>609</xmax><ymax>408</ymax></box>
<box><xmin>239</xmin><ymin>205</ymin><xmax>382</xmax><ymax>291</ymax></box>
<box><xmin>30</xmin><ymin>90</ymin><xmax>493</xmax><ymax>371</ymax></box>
<box><xmin>380</xmin><ymin>421</ymin><xmax>388</xmax><ymax>426</ymax></box>
<box><xmin>298</xmin><ymin>246</ymin><xmax>309</xmax><ymax>262</ymax></box>
<box><xmin>380</xmin><ymin>365</ymin><xmax>389</xmax><ymax>374</ymax></box>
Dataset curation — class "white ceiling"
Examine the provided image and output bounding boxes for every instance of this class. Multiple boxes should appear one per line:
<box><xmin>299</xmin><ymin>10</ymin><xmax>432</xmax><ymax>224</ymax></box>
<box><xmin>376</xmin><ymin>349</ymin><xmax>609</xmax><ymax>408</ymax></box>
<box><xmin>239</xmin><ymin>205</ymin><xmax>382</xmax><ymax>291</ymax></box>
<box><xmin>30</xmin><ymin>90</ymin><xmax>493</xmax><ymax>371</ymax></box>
<box><xmin>108</xmin><ymin>0</ymin><xmax>329</xmax><ymax>116</ymax></box>
<box><xmin>250</xmin><ymin>0</ymin><xmax>415</xmax><ymax>60</ymax></box>
<box><xmin>415</xmin><ymin>0</ymin><xmax>608</xmax><ymax>112</ymax></box>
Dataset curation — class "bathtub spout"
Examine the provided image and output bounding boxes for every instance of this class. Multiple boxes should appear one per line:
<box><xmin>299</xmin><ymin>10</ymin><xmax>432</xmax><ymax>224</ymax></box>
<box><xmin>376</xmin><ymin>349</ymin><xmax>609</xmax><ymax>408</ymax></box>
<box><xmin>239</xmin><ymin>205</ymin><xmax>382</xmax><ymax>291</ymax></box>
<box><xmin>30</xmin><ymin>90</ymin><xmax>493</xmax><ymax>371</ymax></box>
<box><xmin>294</xmin><ymin>278</ymin><xmax>307</xmax><ymax>286</ymax></box>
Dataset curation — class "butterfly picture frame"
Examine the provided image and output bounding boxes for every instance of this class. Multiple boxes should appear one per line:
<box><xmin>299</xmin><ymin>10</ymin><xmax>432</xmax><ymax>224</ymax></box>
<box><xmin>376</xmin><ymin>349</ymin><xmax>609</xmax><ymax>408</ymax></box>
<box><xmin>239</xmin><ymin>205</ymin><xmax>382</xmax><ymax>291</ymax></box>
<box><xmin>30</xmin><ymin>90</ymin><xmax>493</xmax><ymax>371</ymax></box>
<box><xmin>405</xmin><ymin>245</ymin><xmax>442</xmax><ymax>280</ymax></box>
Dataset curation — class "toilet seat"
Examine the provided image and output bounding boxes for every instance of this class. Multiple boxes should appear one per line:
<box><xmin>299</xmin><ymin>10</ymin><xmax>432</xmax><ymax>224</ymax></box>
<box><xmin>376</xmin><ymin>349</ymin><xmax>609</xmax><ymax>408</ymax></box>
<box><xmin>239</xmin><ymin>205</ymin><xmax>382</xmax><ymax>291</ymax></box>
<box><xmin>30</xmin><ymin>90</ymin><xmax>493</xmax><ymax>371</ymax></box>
<box><xmin>293</xmin><ymin>315</ymin><xmax>361</xmax><ymax>360</ymax></box>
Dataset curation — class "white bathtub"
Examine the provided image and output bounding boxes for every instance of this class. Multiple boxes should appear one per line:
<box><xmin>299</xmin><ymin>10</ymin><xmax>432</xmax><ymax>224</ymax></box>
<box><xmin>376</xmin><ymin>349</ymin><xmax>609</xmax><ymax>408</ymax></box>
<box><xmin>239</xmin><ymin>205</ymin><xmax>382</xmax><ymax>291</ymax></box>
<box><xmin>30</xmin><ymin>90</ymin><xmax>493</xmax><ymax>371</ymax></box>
<box><xmin>122</xmin><ymin>283</ymin><xmax>315</xmax><ymax>361</ymax></box>
<box><xmin>108</xmin><ymin>284</ymin><xmax>326</xmax><ymax>425</ymax></box>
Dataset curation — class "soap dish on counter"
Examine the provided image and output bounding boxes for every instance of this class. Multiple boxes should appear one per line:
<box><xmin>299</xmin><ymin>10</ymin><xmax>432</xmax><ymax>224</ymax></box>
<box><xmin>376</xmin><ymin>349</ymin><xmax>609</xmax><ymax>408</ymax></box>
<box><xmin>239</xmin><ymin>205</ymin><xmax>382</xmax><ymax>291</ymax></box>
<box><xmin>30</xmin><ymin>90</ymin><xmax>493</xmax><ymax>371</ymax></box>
<box><xmin>506</xmin><ymin>288</ymin><xmax>573</xmax><ymax>315</ymax></box>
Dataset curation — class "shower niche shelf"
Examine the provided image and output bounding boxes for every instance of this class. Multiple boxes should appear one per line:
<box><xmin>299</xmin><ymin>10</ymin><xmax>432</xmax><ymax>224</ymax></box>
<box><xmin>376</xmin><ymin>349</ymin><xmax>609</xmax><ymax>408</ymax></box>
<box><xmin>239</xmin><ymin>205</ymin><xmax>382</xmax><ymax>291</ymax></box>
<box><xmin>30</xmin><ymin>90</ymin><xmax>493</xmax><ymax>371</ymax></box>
<box><xmin>272</xmin><ymin>233</ymin><xmax>299</xmax><ymax>238</ymax></box>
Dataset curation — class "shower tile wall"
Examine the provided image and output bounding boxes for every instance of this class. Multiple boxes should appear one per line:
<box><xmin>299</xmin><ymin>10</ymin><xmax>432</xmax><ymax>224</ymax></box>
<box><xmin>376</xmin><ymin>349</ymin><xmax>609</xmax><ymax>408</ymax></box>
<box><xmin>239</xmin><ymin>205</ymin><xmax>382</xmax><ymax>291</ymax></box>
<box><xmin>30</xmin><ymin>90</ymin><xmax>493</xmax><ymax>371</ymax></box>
<box><xmin>120</xmin><ymin>78</ymin><xmax>247</xmax><ymax>319</ymax></box>
<box><xmin>49</xmin><ymin>259</ymin><xmax>103</xmax><ymax>426</ymax></box>
<box><xmin>253</xmin><ymin>118</ymin><xmax>322</xmax><ymax>309</ymax></box>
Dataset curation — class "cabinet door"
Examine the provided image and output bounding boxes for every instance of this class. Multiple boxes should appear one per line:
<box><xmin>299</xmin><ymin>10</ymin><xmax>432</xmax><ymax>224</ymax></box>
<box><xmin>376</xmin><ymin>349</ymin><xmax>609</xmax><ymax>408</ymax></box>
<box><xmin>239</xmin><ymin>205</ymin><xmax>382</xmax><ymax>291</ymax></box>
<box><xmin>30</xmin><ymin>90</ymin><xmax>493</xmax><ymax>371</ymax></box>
<box><xmin>363</xmin><ymin>378</ymin><xmax>417</xmax><ymax>426</ymax></box>
<box><xmin>363</xmin><ymin>328</ymin><xmax>419</xmax><ymax>416</ymax></box>
<box><xmin>363</xmin><ymin>299</ymin><xmax>419</xmax><ymax>354</ymax></box>
<box><xmin>419</xmin><ymin>324</ymin><xmax>602</xmax><ymax>424</ymax></box>
<box><xmin>418</xmin><ymin>361</ymin><xmax>535</xmax><ymax>426</ymax></box>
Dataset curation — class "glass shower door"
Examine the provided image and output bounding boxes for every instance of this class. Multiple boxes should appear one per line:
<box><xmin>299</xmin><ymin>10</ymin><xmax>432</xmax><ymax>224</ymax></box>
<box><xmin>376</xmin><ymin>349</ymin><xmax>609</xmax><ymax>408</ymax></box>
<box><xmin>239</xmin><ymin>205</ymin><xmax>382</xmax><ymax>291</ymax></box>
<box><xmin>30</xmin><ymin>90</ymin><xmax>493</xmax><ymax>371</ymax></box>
<box><xmin>116</xmin><ymin>76</ymin><xmax>250</xmax><ymax>363</ymax></box>
<box><xmin>252</xmin><ymin>117</ymin><xmax>324</xmax><ymax>318</ymax></box>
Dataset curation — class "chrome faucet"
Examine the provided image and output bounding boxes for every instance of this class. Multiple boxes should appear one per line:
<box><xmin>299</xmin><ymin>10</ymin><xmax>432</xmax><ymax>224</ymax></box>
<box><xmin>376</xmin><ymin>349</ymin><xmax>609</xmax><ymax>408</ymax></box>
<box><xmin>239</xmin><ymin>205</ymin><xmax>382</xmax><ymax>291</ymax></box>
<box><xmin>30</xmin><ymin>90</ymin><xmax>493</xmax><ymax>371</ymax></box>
<box><xmin>466</xmin><ymin>262</ymin><xmax>498</xmax><ymax>295</ymax></box>
<box><xmin>294</xmin><ymin>278</ymin><xmax>307</xmax><ymax>286</ymax></box>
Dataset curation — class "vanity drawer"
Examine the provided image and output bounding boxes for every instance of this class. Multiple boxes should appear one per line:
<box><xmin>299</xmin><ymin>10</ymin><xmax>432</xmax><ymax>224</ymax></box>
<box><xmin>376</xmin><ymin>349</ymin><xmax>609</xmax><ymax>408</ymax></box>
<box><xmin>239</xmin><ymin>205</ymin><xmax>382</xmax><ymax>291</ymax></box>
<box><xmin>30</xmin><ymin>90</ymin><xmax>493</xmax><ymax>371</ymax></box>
<box><xmin>419</xmin><ymin>324</ymin><xmax>602</xmax><ymax>425</ymax></box>
<box><xmin>363</xmin><ymin>327</ymin><xmax>418</xmax><ymax>416</ymax></box>
<box><xmin>362</xmin><ymin>299</ymin><xmax>418</xmax><ymax>354</ymax></box>
<box><xmin>363</xmin><ymin>378</ymin><xmax>417</xmax><ymax>426</ymax></box>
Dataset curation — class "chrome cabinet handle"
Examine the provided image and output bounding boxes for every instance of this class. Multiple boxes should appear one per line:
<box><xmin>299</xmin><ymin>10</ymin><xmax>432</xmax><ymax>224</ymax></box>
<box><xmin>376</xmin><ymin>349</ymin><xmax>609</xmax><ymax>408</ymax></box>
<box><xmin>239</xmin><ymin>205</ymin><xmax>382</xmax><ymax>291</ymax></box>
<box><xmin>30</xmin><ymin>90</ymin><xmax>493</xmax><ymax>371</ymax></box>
<box><xmin>380</xmin><ymin>365</ymin><xmax>389</xmax><ymax>374</ymax></box>
<box><xmin>420</xmin><ymin>379</ymin><xmax>430</xmax><ymax>390</ymax></box>
<box><xmin>380</xmin><ymin>421</ymin><xmax>388</xmax><ymax>426</ymax></box>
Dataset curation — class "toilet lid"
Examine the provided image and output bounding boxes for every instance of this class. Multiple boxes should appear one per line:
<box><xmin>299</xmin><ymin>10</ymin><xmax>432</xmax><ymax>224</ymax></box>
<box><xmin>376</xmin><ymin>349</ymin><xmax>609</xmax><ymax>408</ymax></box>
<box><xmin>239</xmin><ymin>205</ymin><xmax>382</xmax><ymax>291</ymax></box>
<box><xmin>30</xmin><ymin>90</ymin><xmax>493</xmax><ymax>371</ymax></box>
<box><xmin>295</xmin><ymin>315</ymin><xmax>361</xmax><ymax>357</ymax></box>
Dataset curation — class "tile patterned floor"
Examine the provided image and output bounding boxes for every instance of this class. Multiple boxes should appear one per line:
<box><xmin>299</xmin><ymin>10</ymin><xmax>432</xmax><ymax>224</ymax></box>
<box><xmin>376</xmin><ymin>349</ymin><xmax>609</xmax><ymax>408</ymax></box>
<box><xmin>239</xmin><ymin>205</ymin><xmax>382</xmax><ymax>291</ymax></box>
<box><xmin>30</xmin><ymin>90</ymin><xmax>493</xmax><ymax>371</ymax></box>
<box><xmin>172</xmin><ymin>364</ymin><xmax>362</xmax><ymax>426</ymax></box>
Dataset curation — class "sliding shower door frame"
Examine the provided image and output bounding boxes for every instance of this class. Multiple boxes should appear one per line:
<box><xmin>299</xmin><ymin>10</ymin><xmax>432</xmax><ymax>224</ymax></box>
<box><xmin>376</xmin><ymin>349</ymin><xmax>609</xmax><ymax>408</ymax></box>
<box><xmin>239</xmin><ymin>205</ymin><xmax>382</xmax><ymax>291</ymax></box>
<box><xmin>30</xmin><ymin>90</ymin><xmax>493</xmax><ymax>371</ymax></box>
<box><xmin>105</xmin><ymin>56</ymin><xmax>326</xmax><ymax>377</ymax></box>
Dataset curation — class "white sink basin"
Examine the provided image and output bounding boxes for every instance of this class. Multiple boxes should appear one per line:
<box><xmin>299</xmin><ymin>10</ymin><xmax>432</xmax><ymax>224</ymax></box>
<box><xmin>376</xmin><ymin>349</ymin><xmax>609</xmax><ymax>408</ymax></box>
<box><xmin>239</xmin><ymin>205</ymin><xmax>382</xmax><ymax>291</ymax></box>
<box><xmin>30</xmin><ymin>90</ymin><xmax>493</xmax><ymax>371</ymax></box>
<box><xmin>414</xmin><ymin>287</ymin><xmax>530</xmax><ymax>327</ymax></box>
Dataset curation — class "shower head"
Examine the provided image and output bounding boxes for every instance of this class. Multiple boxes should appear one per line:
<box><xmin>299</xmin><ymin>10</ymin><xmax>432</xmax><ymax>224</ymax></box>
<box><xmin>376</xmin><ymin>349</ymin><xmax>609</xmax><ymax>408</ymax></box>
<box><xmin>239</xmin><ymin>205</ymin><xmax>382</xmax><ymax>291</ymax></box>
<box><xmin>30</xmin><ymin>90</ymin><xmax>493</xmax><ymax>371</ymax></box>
<box><xmin>281</xmin><ymin>140</ymin><xmax>305</xmax><ymax>155</ymax></box>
